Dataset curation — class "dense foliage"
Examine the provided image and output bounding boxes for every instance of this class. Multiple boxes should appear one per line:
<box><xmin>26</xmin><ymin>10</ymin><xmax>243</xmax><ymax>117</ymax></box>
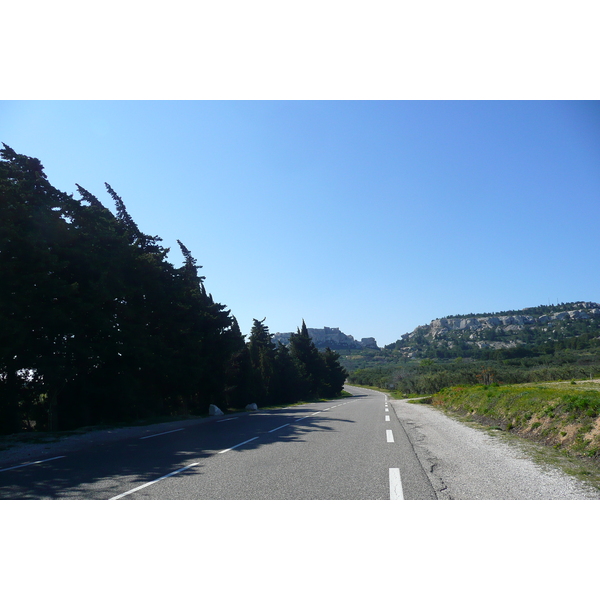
<box><xmin>0</xmin><ymin>145</ymin><xmax>347</xmax><ymax>434</ymax></box>
<box><xmin>348</xmin><ymin>349</ymin><xmax>600</xmax><ymax>396</ymax></box>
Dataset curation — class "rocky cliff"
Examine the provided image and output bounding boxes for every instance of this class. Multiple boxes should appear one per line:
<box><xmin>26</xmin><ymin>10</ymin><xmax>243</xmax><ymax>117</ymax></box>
<box><xmin>390</xmin><ymin>301</ymin><xmax>600</xmax><ymax>358</ymax></box>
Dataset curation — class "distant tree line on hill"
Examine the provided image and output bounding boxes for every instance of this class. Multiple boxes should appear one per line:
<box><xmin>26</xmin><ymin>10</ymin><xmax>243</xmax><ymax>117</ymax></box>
<box><xmin>441</xmin><ymin>302</ymin><xmax>593</xmax><ymax>320</ymax></box>
<box><xmin>0</xmin><ymin>145</ymin><xmax>347</xmax><ymax>434</ymax></box>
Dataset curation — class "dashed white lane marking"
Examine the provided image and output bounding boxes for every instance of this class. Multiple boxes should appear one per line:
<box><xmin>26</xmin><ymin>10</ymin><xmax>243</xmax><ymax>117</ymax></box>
<box><xmin>217</xmin><ymin>417</ymin><xmax>239</xmax><ymax>423</ymax></box>
<box><xmin>140</xmin><ymin>428</ymin><xmax>184</xmax><ymax>440</ymax></box>
<box><xmin>268</xmin><ymin>423</ymin><xmax>290</xmax><ymax>433</ymax></box>
<box><xmin>0</xmin><ymin>455</ymin><xmax>66</xmax><ymax>473</ymax></box>
<box><xmin>218</xmin><ymin>436</ymin><xmax>259</xmax><ymax>454</ymax></box>
<box><xmin>389</xmin><ymin>468</ymin><xmax>404</xmax><ymax>500</ymax></box>
<box><xmin>109</xmin><ymin>462</ymin><xmax>199</xmax><ymax>500</ymax></box>
<box><xmin>386</xmin><ymin>430</ymin><xmax>394</xmax><ymax>443</ymax></box>
<box><xmin>385</xmin><ymin>415</ymin><xmax>390</xmax><ymax>421</ymax></box>
<box><xmin>385</xmin><ymin>408</ymin><xmax>389</xmax><ymax>412</ymax></box>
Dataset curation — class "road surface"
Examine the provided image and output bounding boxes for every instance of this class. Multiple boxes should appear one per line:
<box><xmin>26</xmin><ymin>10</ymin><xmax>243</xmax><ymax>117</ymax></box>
<box><xmin>1</xmin><ymin>385</ymin><xmax>598</xmax><ymax>499</ymax></box>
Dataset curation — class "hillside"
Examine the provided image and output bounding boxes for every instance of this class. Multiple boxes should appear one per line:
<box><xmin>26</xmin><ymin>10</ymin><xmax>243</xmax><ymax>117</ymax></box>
<box><xmin>345</xmin><ymin>301</ymin><xmax>600</xmax><ymax>396</ymax></box>
<box><xmin>385</xmin><ymin>301</ymin><xmax>600</xmax><ymax>360</ymax></box>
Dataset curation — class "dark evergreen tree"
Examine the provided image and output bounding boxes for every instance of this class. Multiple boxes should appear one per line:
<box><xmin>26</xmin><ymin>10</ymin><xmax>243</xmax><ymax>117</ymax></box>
<box><xmin>320</xmin><ymin>347</ymin><xmax>348</xmax><ymax>398</ymax></box>
<box><xmin>272</xmin><ymin>342</ymin><xmax>304</xmax><ymax>404</ymax></box>
<box><xmin>0</xmin><ymin>145</ymin><xmax>239</xmax><ymax>432</ymax></box>
<box><xmin>163</xmin><ymin>239</ymin><xmax>235</xmax><ymax>414</ymax></box>
<box><xmin>0</xmin><ymin>144</ymin><xmax>85</xmax><ymax>431</ymax></box>
<box><xmin>288</xmin><ymin>320</ymin><xmax>325</xmax><ymax>399</ymax></box>
<box><xmin>222</xmin><ymin>317</ymin><xmax>253</xmax><ymax>410</ymax></box>
<box><xmin>247</xmin><ymin>318</ymin><xmax>277</xmax><ymax>405</ymax></box>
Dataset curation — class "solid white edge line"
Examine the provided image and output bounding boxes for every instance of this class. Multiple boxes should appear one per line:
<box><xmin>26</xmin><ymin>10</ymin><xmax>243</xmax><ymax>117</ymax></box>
<box><xmin>389</xmin><ymin>468</ymin><xmax>404</xmax><ymax>500</ymax></box>
<box><xmin>386</xmin><ymin>430</ymin><xmax>394</xmax><ymax>442</ymax></box>
<box><xmin>0</xmin><ymin>455</ymin><xmax>66</xmax><ymax>473</ymax></box>
<box><xmin>140</xmin><ymin>428</ymin><xmax>184</xmax><ymax>440</ymax></box>
<box><xmin>218</xmin><ymin>436</ymin><xmax>259</xmax><ymax>454</ymax></box>
<box><xmin>108</xmin><ymin>462</ymin><xmax>199</xmax><ymax>500</ymax></box>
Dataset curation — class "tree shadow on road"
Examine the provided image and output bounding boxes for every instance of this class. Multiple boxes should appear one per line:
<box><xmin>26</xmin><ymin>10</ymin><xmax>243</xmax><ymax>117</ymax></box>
<box><xmin>0</xmin><ymin>399</ymin><xmax>359</xmax><ymax>500</ymax></box>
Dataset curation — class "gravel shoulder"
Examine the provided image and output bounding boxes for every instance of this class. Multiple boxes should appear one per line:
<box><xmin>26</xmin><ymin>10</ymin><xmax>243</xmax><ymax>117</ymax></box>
<box><xmin>389</xmin><ymin>397</ymin><xmax>600</xmax><ymax>499</ymax></box>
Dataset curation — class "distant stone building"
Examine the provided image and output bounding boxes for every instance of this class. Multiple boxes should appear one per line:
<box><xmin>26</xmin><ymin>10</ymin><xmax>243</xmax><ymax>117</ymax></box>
<box><xmin>272</xmin><ymin>327</ymin><xmax>379</xmax><ymax>350</ymax></box>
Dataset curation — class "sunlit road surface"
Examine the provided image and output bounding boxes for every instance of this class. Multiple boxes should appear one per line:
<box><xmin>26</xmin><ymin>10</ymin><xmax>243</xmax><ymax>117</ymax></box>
<box><xmin>0</xmin><ymin>387</ymin><xmax>436</xmax><ymax>500</ymax></box>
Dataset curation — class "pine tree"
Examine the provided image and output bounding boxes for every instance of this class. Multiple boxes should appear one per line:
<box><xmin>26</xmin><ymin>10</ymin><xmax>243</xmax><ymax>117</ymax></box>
<box><xmin>0</xmin><ymin>145</ymin><xmax>89</xmax><ymax>430</ymax></box>
<box><xmin>320</xmin><ymin>347</ymin><xmax>348</xmax><ymax>398</ymax></box>
<box><xmin>222</xmin><ymin>317</ymin><xmax>253</xmax><ymax>410</ymax></box>
<box><xmin>272</xmin><ymin>342</ymin><xmax>304</xmax><ymax>404</ymax></box>
<box><xmin>288</xmin><ymin>320</ymin><xmax>325</xmax><ymax>399</ymax></box>
<box><xmin>247</xmin><ymin>318</ymin><xmax>277</xmax><ymax>405</ymax></box>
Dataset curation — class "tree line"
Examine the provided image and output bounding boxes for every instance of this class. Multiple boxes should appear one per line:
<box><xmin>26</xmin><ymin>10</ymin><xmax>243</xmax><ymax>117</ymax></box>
<box><xmin>0</xmin><ymin>145</ymin><xmax>347</xmax><ymax>434</ymax></box>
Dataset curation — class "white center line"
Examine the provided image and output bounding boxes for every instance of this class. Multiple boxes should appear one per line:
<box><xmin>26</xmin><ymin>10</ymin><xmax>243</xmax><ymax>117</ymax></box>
<box><xmin>140</xmin><ymin>428</ymin><xmax>184</xmax><ymax>440</ymax></box>
<box><xmin>218</xmin><ymin>436</ymin><xmax>259</xmax><ymax>454</ymax></box>
<box><xmin>385</xmin><ymin>415</ymin><xmax>390</xmax><ymax>421</ymax></box>
<box><xmin>109</xmin><ymin>462</ymin><xmax>199</xmax><ymax>500</ymax></box>
<box><xmin>386</xmin><ymin>430</ymin><xmax>394</xmax><ymax>443</ymax></box>
<box><xmin>389</xmin><ymin>468</ymin><xmax>404</xmax><ymax>500</ymax></box>
<box><xmin>0</xmin><ymin>455</ymin><xmax>66</xmax><ymax>473</ymax></box>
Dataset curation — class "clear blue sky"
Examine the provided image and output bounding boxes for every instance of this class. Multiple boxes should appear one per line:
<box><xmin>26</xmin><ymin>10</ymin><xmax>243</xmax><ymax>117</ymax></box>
<box><xmin>2</xmin><ymin>100</ymin><xmax>599</xmax><ymax>346</ymax></box>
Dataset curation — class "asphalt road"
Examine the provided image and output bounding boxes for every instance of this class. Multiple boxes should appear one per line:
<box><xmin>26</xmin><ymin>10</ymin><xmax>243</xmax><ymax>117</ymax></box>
<box><xmin>0</xmin><ymin>386</ymin><xmax>437</xmax><ymax>500</ymax></box>
<box><xmin>4</xmin><ymin>385</ymin><xmax>597</xmax><ymax>500</ymax></box>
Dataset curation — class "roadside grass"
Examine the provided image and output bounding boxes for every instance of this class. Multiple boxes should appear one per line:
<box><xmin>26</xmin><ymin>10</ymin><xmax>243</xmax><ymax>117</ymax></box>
<box><xmin>432</xmin><ymin>380</ymin><xmax>600</xmax><ymax>462</ymax></box>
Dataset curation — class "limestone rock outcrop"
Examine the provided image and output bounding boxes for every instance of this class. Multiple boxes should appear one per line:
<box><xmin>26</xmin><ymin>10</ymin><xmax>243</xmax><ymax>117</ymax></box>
<box><xmin>420</xmin><ymin>304</ymin><xmax>600</xmax><ymax>339</ymax></box>
<box><xmin>393</xmin><ymin>301</ymin><xmax>600</xmax><ymax>358</ymax></box>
